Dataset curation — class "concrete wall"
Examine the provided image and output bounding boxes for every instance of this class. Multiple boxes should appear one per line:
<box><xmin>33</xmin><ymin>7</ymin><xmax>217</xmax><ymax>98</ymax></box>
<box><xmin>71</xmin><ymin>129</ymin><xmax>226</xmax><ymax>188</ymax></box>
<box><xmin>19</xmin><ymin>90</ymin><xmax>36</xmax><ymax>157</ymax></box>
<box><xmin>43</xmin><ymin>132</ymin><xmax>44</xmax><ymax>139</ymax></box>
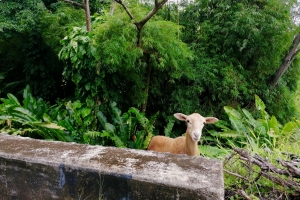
<box><xmin>0</xmin><ymin>133</ymin><xmax>224</xmax><ymax>200</ymax></box>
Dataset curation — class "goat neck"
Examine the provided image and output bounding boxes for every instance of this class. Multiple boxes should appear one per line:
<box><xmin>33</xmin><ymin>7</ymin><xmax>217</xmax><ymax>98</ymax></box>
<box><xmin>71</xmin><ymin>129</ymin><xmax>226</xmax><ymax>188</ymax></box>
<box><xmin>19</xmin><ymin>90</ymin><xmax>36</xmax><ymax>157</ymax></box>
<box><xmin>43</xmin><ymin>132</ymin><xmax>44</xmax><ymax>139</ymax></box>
<box><xmin>185</xmin><ymin>131</ymin><xmax>199</xmax><ymax>156</ymax></box>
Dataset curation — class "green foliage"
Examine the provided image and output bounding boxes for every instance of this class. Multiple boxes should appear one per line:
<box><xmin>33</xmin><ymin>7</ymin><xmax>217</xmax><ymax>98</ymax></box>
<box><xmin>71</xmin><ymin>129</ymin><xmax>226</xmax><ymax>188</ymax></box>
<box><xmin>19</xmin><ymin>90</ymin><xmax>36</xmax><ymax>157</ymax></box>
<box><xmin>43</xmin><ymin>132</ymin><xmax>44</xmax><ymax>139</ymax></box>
<box><xmin>40</xmin><ymin>2</ymin><xmax>86</xmax><ymax>53</ymax></box>
<box><xmin>0</xmin><ymin>86</ymin><xmax>157</xmax><ymax>150</ymax></box>
<box><xmin>179</xmin><ymin>0</ymin><xmax>300</xmax><ymax>121</ymax></box>
<box><xmin>211</xmin><ymin>95</ymin><xmax>300</xmax><ymax>150</ymax></box>
<box><xmin>199</xmin><ymin>145</ymin><xmax>231</xmax><ymax>159</ymax></box>
<box><xmin>0</xmin><ymin>1</ymin><xmax>87</xmax><ymax>101</ymax></box>
<box><xmin>55</xmin><ymin>100</ymin><xmax>98</xmax><ymax>143</ymax></box>
<box><xmin>95</xmin><ymin>103</ymin><xmax>157</xmax><ymax>149</ymax></box>
<box><xmin>0</xmin><ymin>85</ymin><xmax>69</xmax><ymax>141</ymax></box>
<box><xmin>0</xmin><ymin>0</ymin><xmax>45</xmax><ymax>37</ymax></box>
<box><xmin>59</xmin><ymin>6</ymin><xmax>195</xmax><ymax>123</ymax></box>
<box><xmin>59</xmin><ymin>26</ymin><xmax>100</xmax><ymax>106</ymax></box>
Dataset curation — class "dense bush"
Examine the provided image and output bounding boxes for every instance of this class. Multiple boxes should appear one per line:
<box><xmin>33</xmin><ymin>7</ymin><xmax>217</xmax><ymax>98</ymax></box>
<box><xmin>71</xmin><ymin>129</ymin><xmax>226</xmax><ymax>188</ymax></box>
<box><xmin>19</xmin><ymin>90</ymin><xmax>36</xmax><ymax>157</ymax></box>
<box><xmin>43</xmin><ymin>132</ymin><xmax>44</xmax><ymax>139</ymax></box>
<box><xmin>179</xmin><ymin>0</ymin><xmax>300</xmax><ymax>122</ymax></box>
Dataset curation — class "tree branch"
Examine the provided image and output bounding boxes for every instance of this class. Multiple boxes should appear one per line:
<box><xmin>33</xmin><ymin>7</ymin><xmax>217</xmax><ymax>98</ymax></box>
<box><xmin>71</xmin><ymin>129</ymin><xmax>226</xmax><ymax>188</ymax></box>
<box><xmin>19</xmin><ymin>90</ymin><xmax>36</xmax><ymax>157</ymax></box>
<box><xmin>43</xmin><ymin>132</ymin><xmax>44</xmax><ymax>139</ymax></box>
<box><xmin>134</xmin><ymin>0</ymin><xmax>168</xmax><ymax>30</ymax></box>
<box><xmin>83</xmin><ymin>0</ymin><xmax>91</xmax><ymax>31</ymax></box>
<box><xmin>237</xmin><ymin>190</ymin><xmax>252</xmax><ymax>200</ymax></box>
<box><xmin>270</xmin><ymin>32</ymin><xmax>300</xmax><ymax>87</ymax></box>
<box><xmin>115</xmin><ymin>0</ymin><xmax>134</xmax><ymax>20</ymax></box>
<box><xmin>110</xmin><ymin>0</ymin><xmax>117</xmax><ymax>15</ymax></box>
<box><xmin>223</xmin><ymin>169</ymin><xmax>250</xmax><ymax>182</ymax></box>
<box><xmin>278</xmin><ymin>160</ymin><xmax>300</xmax><ymax>178</ymax></box>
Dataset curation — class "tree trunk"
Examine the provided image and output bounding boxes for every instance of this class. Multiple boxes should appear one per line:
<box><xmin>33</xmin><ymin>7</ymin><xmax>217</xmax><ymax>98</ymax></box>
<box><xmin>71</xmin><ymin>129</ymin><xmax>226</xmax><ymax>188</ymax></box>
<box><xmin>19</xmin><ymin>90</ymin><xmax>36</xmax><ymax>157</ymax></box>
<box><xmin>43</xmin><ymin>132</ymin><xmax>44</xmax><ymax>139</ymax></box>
<box><xmin>141</xmin><ymin>54</ymin><xmax>152</xmax><ymax>113</ymax></box>
<box><xmin>115</xmin><ymin>0</ymin><xmax>168</xmax><ymax>113</ymax></box>
<box><xmin>83</xmin><ymin>0</ymin><xmax>91</xmax><ymax>31</ymax></box>
<box><xmin>270</xmin><ymin>32</ymin><xmax>300</xmax><ymax>87</ymax></box>
<box><xmin>62</xmin><ymin>0</ymin><xmax>91</xmax><ymax>31</ymax></box>
<box><xmin>110</xmin><ymin>0</ymin><xmax>116</xmax><ymax>15</ymax></box>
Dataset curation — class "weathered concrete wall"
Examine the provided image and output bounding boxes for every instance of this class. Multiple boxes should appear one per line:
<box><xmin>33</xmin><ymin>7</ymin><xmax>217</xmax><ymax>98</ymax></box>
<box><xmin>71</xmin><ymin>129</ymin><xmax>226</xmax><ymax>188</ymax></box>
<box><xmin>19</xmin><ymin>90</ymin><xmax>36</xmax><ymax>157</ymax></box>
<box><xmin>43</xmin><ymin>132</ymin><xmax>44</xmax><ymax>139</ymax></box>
<box><xmin>0</xmin><ymin>133</ymin><xmax>224</xmax><ymax>200</ymax></box>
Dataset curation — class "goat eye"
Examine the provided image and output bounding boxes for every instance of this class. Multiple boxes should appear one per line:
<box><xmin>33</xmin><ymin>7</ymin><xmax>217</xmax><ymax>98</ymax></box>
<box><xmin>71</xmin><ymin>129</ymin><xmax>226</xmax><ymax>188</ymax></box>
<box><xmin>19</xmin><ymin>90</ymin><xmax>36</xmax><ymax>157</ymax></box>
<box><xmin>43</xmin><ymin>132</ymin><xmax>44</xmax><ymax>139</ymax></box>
<box><xmin>186</xmin><ymin>120</ymin><xmax>190</xmax><ymax>123</ymax></box>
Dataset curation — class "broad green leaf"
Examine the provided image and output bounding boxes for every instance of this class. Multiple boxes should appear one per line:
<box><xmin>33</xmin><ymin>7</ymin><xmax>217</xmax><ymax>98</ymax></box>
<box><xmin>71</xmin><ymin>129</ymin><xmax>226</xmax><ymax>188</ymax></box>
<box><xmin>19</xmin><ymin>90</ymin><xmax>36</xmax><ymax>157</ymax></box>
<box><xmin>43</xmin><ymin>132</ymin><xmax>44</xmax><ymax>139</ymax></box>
<box><xmin>58</xmin><ymin>119</ymin><xmax>75</xmax><ymax>131</ymax></box>
<box><xmin>255</xmin><ymin>95</ymin><xmax>265</xmax><ymax>111</ymax></box>
<box><xmin>78</xmin><ymin>36</ymin><xmax>89</xmax><ymax>43</ymax></box>
<box><xmin>85</xmin><ymin>82</ymin><xmax>90</xmax><ymax>91</ymax></box>
<box><xmin>104</xmin><ymin>123</ymin><xmax>115</xmax><ymax>133</ymax></box>
<box><xmin>72</xmin><ymin>73</ymin><xmax>82</xmax><ymax>85</ymax></box>
<box><xmin>110</xmin><ymin>102</ymin><xmax>122</xmax><ymax>123</ymax></box>
<box><xmin>0</xmin><ymin>116</ymin><xmax>12</xmax><ymax>120</ymax></box>
<box><xmin>224</xmin><ymin>106</ymin><xmax>248</xmax><ymax>134</ymax></box>
<box><xmin>216</xmin><ymin>130</ymin><xmax>242</xmax><ymax>138</ymax></box>
<box><xmin>268</xmin><ymin>115</ymin><xmax>280</xmax><ymax>135</ymax></box>
<box><xmin>46</xmin><ymin>128</ymin><xmax>69</xmax><ymax>142</ymax></box>
<box><xmin>0</xmin><ymin>98</ymin><xmax>13</xmax><ymax>104</ymax></box>
<box><xmin>72</xmin><ymin>100</ymin><xmax>82</xmax><ymax>109</ymax></box>
<box><xmin>242</xmin><ymin>109</ymin><xmax>257</xmax><ymax>127</ymax></box>
<box><xmin>97</xmin><ymin>111</ymin><xmax>107</xmax><ymax>127</ymax></box>
<box><xmin>23</xmin><ymin>85</ymin><xmax>32</xmax><ymax>100</ymax></box>
<box><xmin>80</xmin><ymin>107</ymin><xmax>91</xmax><ymax>118</ymax></box>
<box><xmin>254</xmin><ymin>119</ymin><xmax>269</xmax><ymax>135</ymax></box>
<box><xmin>281</xmin><ymin>121</ymin><xmax>299</xmax><ymax>135</ymax></box>
<box><xmin>43</xmin><ymin>113</ymin><xmax>52</xmax><ymax>122</ymax></box>
<box><xmin>224</xmin><ymin>106</ymin><xmax>242</xmax><ymax>119</ymax></box>
<box><xmin>7</xmin><ymin>93</ymin><xmax>20</xmax><ymax>106</ymax></box>
<box><xmin>70</xmin><ymin>40</ymin><xmax>78</xmax><ymax>52</ymax></box>
<box><xmin>83</xmin><ymin>115</ymin><xmax>94</xmax><ymax>127</ymax></box>
<box><xmin>70</xmin><ymin>50</ymin><xmax>78</xmax><ymax>63</ymax></box>
<box><xmin>90</xmin><ymin>46</ymin><xmax>98</xmax><ymax>59</ymax></box>
<box><xmin>12</xmin><ymin>107</ymin><xmax>38</xmax><ymax>121</ymax></box>
<box><xmin>33</xmin><ymin>122</ymin><xmax>65</xmax><ymax>130</ymax></box>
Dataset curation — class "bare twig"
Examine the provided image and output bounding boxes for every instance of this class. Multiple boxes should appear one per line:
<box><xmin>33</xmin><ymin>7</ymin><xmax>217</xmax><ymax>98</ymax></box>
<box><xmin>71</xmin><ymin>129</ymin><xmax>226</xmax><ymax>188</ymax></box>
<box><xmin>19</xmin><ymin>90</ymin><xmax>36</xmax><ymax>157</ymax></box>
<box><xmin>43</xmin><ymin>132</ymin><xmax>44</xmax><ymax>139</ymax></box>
<box><xmin>237</xmin><ymin>189</ymin><xmax>252</xmax><ymax>200</ymax></box>
<box><xmin>278</xmin><ymin>160</ymin><xmax>300</xmax><ymax>178</ymax></box>
<box><xmin>233</xmin><ymin>147</ymin><xmax>300</xmax><ymax>192</ymax></box>
<box><xmin>234</xmin><ymin>147</ymin><xmax>295</xmax><ymax>177</ymax></box>
<box><xmin>260</xmin><ymin>171</ymin><xmax>300</xmax><ymax>192</ymax></box>
<box><xmin>224</xmin><ymin>169</ymin><xmax>250</xmax><ymax>182</ymax></box>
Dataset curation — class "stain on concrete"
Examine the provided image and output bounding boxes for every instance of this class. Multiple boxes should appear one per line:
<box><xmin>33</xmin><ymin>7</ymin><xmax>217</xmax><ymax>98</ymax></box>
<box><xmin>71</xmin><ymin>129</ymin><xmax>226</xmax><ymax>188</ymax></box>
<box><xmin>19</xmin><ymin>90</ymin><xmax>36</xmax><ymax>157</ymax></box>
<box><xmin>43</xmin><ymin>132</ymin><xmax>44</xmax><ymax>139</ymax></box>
<box><xmin>59</xmin><ymin>163</ymin><xmax>66</xmax><ymax>189</ymax></box>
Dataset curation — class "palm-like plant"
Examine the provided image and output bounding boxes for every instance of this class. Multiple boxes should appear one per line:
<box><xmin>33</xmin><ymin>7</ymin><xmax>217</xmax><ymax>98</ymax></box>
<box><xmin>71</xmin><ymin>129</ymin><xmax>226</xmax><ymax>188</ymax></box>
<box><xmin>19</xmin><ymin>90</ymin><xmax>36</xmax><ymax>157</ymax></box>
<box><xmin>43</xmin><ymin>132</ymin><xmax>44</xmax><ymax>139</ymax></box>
<box><xmin>211</xmin><ymin>95</ymin><xmax>300</xmax><ymax>150</ymax></box>
<box><xmin>0</xmin><ymin>85</ymin><xmax>69</xmax><ymax>141</ymax></box>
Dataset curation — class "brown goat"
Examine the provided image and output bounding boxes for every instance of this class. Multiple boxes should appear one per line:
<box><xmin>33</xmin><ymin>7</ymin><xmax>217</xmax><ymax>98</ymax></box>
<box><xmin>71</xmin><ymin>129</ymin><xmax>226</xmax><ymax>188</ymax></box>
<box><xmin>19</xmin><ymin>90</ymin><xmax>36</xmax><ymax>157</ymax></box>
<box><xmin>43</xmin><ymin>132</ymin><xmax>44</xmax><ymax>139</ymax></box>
<box><xmin>147</xmin><ymin>113</ymin><xmax>218</xmax><ymax>156</ymax></box>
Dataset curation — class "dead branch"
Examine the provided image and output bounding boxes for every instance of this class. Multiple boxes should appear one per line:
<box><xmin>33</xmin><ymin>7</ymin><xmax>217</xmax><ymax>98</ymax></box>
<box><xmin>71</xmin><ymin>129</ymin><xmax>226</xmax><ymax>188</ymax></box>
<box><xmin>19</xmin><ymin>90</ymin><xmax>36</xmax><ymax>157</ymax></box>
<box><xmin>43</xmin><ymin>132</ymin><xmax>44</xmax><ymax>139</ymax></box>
<box><xmin>224</xmin><ymin>169</ymin><xmax>250</xmax><ymax>182</ymax></box>
<box><xmin>224</xmin><ymin>147</ymin><xmax>300</xmax><ymax>199</ymax></box>
<box><xmin>234</xmin><ymin>147</ymin><xmax>296</xmax><ymax>177</ymax></box>
<box><xmin>262</xmin><ymin>170</ymin><xmax>300</xmax><ymax>191</ymax></box>
<box><xmin>237</xmin><ymin>189</ymin><xmax>252</xmax><ymax>200</ymax></box>
<box><xmin>278</xmin><ymin>160</ymin><xmax>300</xmax><ymax>178</ymax></box>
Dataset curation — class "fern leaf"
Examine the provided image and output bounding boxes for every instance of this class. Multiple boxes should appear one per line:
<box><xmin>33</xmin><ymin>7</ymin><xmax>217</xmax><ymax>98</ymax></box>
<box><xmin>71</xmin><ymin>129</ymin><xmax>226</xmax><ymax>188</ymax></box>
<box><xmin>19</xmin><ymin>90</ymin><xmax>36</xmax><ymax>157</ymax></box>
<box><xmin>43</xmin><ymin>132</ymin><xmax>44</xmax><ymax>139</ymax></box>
<box><xmin>143</xmin><ymin>132</ymin><xmax>153</xmax><ymax>149</ymax></box>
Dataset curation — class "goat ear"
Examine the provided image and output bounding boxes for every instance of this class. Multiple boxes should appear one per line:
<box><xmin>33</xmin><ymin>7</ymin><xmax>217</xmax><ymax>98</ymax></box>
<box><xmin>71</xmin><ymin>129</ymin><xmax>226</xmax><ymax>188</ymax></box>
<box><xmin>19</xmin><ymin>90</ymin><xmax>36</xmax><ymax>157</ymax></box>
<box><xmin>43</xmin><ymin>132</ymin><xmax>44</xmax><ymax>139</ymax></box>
<box><xmin>205</xmin><ymin>117</ymin><xmax>218</xmax><ymax>124</ymax></box>
<box><xmin>174</xmin><ymin>113</ymin><xmax>187</xmax><ymax>121</ymax></box>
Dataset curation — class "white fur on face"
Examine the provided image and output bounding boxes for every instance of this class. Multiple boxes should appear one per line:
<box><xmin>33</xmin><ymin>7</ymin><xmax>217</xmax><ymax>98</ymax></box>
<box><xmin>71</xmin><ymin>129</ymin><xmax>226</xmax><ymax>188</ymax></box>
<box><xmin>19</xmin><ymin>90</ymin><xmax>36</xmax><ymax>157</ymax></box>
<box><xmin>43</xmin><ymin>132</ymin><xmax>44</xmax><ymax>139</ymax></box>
<box><xmin>185</xmin><ymin>113</ymin><xmax>206</xmax><ymax>142</ymax></box>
